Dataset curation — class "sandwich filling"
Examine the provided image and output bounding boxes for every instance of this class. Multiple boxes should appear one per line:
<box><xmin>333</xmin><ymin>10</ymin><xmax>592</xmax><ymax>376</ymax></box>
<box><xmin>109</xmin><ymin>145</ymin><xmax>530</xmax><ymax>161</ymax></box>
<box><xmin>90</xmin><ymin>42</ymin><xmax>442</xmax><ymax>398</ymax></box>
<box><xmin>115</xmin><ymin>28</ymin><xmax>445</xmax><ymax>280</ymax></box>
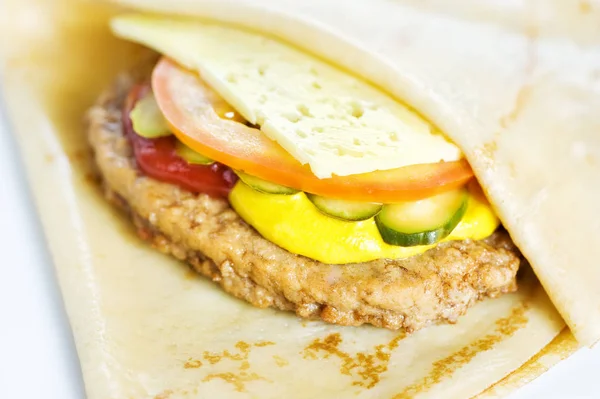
<box><xmin>112</xmin><ymin>14</ymin><xmax>502</xmax><ymax>265</ymax></box>
<box><xmin>87</xmin><ymin>73</ymin><xmax>519</xmax><ymax>330</ymax></box>
<box><xmin>124</xmin><ymin>77</ymin><xmax>498</xmax><ymax>265</ymax></box>
<box><xmin>84</xmin><ymin>12</ymin><xmax>522</xmax><ymax>329</ymax></box>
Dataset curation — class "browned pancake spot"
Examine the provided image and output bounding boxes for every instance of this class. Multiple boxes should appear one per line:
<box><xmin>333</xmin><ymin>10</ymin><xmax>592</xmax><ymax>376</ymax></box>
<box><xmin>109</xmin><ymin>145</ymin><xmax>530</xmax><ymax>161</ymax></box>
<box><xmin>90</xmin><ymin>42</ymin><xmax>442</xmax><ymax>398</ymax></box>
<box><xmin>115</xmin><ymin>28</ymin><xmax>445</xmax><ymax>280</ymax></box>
<box><xmin>273</xmin><ymin>355</ymin><xmax>289</xmax><ymax>367</ymax></box>
<box><xmin>202</xmin><ymin>371</ymin><xmax>270</xmax><ymax>392</ymax></box>
<box><xmin>153</xmin><ymin>390</ymin><xmax>173</xmax><ymax>399</ymax></box>
<box><xmin>255</xmin><ymin>341</ymin><xmax>276</xmax><ymax>347</ymax></box>
<box><xmin>203</xmin><ymin>341</ymin><xmax>273</xmax><ymax>364</ymax></box>
<box><xmin>475</xmin><ymin>329</ymin><xmax>577</xmax><ymax>398</ymax></box>
<box><xmin>476</xmin><ymin>141</ymin><xmax>498</xmax><ymax>168</ymax></box>
<box><xmin>193</xmin><ymin>340</ymin><xmax>276</xmax><ymax>392</ymax></box>
<box><xmin>184</xmin><ymin>358</ymin><xmax>202</xmax><ymax>369</ymax></box>
<box><xmin>302</xmin><ymin>332</ymin><xmax>406</xmax><ymax>389</ymax></box>
<box><xmin>204</xmin><ymin>341</ymin><xmax>250</xmax><ymax>364</ymax></box>
<box><xmin>393</xmin><ymin>304</ymin><xmax>529</xmax><ymax>398</ymax></box>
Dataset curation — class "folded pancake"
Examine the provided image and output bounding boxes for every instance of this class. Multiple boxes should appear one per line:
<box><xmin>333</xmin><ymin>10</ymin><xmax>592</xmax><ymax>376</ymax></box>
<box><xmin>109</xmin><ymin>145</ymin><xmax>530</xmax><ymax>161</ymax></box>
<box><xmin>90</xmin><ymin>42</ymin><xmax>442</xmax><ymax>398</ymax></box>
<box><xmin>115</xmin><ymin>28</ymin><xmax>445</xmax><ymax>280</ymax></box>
<box><xmin>115</xmin><ymin>0</ymin><xmax>600</xmax><ymax>346</ymax></box>
<box><xmin>2</xmin><ymin>0</ymin><xmax>594</xmax><ymax>398</ymax></box>
<box><xmin>86</xmin><ymin>12</ymin><xmax>529</xmax><ymax>331</ymax></box>
<box><xmin>88</xmin><ymin>61</ymin><xmax>520</xmax><ymax>331</ymax></box>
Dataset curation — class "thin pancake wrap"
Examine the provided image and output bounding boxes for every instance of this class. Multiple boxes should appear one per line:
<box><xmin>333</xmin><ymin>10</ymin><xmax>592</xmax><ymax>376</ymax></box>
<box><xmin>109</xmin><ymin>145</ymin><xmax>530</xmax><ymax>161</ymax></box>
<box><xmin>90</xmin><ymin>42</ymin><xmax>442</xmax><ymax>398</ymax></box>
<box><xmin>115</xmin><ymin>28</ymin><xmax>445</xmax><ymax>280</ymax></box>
<box><xmin>114</xmin><ymin>0</ymin><xmax>600</xmax><ymax>346</ymax></box>
<box><xmin>1</xmin><ymin>0</ymin><xmax>594</xmax><ymax>398</ymax></box>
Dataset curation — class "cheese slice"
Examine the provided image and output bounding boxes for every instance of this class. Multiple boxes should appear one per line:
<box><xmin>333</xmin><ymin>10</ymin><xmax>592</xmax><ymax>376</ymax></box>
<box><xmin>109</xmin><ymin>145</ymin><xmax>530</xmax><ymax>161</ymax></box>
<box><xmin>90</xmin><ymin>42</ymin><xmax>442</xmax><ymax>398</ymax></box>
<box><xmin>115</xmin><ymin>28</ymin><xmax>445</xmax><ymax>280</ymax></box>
<box><xmin>111</xmin><ymin>14</ymin><xmax>462</xmax><ymax>178</ymax></box>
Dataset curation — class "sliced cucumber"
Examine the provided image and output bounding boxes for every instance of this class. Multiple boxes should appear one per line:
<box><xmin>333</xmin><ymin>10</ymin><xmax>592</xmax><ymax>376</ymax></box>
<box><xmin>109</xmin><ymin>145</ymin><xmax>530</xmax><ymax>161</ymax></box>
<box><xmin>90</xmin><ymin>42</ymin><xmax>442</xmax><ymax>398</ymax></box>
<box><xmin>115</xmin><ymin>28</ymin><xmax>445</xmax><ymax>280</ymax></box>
<box><xmin>307</xmin><ymin>194</ymin><xmax>382</xmax><ymax>221</ymax></box>
<box><xmin>237</xmin><ymin>172</ymin><xmax>299</xmax><ymax>195</ymax></box>
<box><xmin>375</xmin><ymin>189</ymin><xmax>468</xmax><ymax>247</ymax></box>
<box><xmin>129</xmin><ymin>92</ymin><xmax>172</xmax><ymax>138</ymax></box>
<box><xmin>175</xmin><ymin>140</ymin><xmax>214</xmax><ymax>165</ymax></box>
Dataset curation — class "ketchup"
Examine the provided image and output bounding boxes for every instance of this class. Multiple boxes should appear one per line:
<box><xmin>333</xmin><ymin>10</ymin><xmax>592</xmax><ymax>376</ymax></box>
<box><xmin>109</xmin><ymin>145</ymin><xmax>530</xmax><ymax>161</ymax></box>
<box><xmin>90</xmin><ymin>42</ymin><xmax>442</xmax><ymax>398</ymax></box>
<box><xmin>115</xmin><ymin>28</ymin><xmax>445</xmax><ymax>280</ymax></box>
<box><xmin>122</xmin><ymin>84</ymin><xmax>237</xmax><ymax>198</ymax></box>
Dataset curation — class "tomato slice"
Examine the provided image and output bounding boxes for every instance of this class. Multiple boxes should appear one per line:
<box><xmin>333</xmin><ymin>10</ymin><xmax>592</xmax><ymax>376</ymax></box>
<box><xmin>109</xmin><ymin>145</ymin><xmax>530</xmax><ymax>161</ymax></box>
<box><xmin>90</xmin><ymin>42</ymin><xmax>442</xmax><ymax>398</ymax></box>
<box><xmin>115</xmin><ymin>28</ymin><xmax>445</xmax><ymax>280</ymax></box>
<box><xmin>152</xmin><ymin>58</ymin><xmax>473</xmax><ymax>202</ymax></box>
<box><xmin>123</xmin><ymin>84</ymin><xmax>237</xmax><ymax>199</ymax></box>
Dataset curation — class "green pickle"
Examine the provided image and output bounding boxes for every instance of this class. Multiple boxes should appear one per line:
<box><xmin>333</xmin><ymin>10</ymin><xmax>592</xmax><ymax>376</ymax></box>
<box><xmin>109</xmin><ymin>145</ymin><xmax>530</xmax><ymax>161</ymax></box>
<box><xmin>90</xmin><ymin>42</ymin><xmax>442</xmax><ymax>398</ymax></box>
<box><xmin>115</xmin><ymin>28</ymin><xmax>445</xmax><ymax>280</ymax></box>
<box><xmin>175</xmin><ymin>140</ymin><xmax>214</xmax><ymax>165</ymax></box>
<box><xmin>129</xmin><ymin>92</ymin><xmax>172</xmax><ymax>138</ymax></box>
<box><xmin>375</xmin><ymin>189</ymin><xmax>468</xmax><ymax>246</ymax></box>
<box><xmin>306</xmin><ymin>194</ymin><xmax>382</xmax><ymax>221</ymax></box>
<box><xmin>237</xmin><ymin>172</ymin><xmax>299</xmax><ymax>195</ymax></box>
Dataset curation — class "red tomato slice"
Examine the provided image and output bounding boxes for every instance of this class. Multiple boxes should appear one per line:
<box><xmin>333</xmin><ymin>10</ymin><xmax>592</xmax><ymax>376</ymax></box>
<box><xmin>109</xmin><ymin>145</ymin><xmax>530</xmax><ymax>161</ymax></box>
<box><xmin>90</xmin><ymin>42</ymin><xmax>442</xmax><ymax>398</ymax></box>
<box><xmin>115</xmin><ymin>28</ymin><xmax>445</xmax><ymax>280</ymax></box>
<box><xmin>152</xmin><ymin>57</ymin><xmax>473</xmax><ymax>202</ymax></box>
<box><xmin>123</xmin><ymin>84</ymin><xmax>237</xmax><ymax>198</ymax></box>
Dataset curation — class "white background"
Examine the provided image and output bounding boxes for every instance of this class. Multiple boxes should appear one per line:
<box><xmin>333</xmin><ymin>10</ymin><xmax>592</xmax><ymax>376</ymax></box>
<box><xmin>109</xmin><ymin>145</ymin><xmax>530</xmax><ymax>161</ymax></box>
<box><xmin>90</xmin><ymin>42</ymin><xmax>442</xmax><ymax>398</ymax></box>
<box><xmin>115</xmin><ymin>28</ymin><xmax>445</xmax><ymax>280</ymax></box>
<box><xmin>1</xmin><ymin>104</ymin><xmax>599</xmax><ymax>398</ymax></box>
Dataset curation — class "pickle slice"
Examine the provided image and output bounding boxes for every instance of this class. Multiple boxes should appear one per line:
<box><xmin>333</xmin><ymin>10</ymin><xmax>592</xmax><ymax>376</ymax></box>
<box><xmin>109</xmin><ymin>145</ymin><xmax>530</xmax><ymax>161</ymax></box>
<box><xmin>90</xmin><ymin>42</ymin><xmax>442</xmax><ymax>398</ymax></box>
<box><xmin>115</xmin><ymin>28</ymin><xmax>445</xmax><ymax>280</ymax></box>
<box><xmin>307</xmin><ymin>194</ymin><xmax>382</xmax><ymax>221</ymax></box>
<box><xmin>175</xmin><ymin>140</ymin><xmax>214</xmax><ymax>165</ymax></box>
<box><xmin>237</xmin><ymin>172</ymin><xmax>299</xmax><ymax>195</ymax></box>
<box><xmin>375</xmin><ymin>189</ymin><xmax>468</xmax><ymax>246</ymax></box>
<box><xmin>129</xmin><ymin>92</ymin><xmax>172</xmax><ymax>138</ymax></box>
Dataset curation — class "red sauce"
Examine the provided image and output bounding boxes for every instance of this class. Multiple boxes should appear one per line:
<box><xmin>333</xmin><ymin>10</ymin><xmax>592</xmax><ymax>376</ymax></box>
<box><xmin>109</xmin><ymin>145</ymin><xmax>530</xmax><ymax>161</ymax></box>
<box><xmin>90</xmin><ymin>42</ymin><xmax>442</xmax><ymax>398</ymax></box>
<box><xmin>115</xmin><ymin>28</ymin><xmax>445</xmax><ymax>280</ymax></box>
<box><xmin>122</xmin><ymin>84</ymin><xmax>237</xmax><ymax>199</ymax></box>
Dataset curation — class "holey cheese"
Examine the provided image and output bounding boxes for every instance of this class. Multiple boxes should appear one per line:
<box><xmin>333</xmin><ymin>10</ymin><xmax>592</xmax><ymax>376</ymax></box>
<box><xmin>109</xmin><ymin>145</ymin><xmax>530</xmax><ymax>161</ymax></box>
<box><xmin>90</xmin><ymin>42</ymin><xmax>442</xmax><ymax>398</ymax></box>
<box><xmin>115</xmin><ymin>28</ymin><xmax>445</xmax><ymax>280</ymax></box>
<box><xmin>111</xmin><ymin>14</ymin><xmax>462</xmax><ymax>178</ymax></box>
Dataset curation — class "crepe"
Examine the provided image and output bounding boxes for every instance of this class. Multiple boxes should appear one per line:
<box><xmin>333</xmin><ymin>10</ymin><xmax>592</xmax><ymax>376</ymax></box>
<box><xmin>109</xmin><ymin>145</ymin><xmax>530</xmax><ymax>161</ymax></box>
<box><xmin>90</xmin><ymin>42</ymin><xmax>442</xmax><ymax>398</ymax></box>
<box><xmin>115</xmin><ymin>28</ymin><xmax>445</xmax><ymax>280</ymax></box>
<box><xmin>111</xmin><ymin>0</ymin><xmax>600</xmax><ymax>347</ymax></box>
<box><xmin>0</xmin><ymin>0</ymin><xmax>590</xmax><ymax>398</ymax></box>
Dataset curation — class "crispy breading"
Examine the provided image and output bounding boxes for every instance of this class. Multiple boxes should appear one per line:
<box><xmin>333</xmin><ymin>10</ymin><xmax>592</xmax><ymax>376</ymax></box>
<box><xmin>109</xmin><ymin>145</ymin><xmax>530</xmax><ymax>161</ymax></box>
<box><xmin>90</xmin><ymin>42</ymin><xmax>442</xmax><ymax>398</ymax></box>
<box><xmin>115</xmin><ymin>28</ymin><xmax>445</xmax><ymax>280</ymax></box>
<box><xmin>86</xmin><ymin>72</ymin><xmax>520</xmax><ymax>332</ymax></box>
